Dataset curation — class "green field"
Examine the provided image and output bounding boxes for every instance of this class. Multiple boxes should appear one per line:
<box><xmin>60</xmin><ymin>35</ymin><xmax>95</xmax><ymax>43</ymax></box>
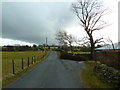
<box><xmin>67</xmin><ymin>51</ymin><xmax>90</xmax><ymax>54</ymax></box>
<box><xmin>2</xmin><ymin>51</ymin><xmax>49</xmax><ymax>80</ymax></box>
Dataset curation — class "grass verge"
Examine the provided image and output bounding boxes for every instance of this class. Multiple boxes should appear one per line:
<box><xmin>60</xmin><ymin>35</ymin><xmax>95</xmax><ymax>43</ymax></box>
<box><xmin>81</xmin><ymin>61</ymin><xmax>114</xmax><ymax>88</ymax></box>
<box><xmin>2</xmin><ymin>51</ymin><xmax>50</xmax><ymax>88</ymax></box>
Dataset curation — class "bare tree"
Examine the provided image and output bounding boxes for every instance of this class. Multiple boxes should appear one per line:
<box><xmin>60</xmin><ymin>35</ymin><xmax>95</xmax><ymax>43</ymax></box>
<box><xmin>107</xmin><ymin>38</ymin><xmax>115</xmax><ymax>51</ymax></box>
<box><xmin>103</xmin><ymin>38</ymin><xmax>116</xmax><ymax>51</ymax></box>
<box><xmin>72</xmin><ymin>0</ymin><xmax>108</xmax><ymax>59</ymax></box>
<box><xmin>55</xmin><ymin>30</ymin><xmax>74</xmax><ymax>51</ymax></box>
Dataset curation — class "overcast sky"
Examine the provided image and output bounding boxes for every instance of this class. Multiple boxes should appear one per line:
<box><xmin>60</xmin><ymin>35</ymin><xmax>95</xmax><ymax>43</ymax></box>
<box><xmin>0</xmin><ymin>0</ymin><xmax>119</xmax><ymax>46</ymax></box>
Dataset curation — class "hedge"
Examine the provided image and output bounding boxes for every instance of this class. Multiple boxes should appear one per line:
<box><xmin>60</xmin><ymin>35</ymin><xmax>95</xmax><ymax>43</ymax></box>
<box><xmin>59</xmin><ymin>51</ymin><xmax>91</xmax><ymax>61</ymax></box>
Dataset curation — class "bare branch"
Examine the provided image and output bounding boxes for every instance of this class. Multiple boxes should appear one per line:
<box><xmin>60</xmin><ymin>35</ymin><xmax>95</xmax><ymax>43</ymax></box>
<box><xmin>75</xmin><ymin>36</ymin><xmax>90</xmax><ymax>46</ymax></box>
<box><xmin>94</xmin><ymin>37</ymin><xmax>103</xmax><ymax>45</ymax></box>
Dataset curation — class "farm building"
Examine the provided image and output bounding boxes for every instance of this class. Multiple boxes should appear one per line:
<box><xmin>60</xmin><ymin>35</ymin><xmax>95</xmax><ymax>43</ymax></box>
<box><xmin>95</xmin><ymin>42</ymin><xmax>120</xmax><ymax>52</ymax></box>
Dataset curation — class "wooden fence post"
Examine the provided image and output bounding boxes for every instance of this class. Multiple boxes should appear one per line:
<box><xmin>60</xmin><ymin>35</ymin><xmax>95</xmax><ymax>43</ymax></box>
<box><xmin>33</xmin><ymin>56</ymin><xmax>34</xmax><ymax>64</ymax></box>
<box><xmin>12</xmin><ymin>60</ymin><xmax>15</xmax><ymax>74</ymax></box>
<box><xmin>28</xmin><ymin>57</ymin><xmax>30</xmax><ymax>67</ymax></box>
<box><xmin>34</xmin><ymin>56</ymin><xmax>36</xmax><ymax>63</ymax></box>
<box><xmin>31</xmin><ymin>57</ymin><xmax>33</xmax><ymax>64</ymax></box>
<box><xmin>22</xmin><ymin>58</ymin><xmax>24</xmax><ymax>70</ymax></box>
<box><xmin>32</xmin><ymin>57</ymin><xmax>34</xmax><ymax>64</ymax></box>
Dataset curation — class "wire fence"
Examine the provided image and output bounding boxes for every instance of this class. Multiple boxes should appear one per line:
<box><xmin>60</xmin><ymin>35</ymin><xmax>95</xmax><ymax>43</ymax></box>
<box><xmin>11</xmin><ymin>52</ymin><xmax>47</xmax><ymax>75</ymax></box>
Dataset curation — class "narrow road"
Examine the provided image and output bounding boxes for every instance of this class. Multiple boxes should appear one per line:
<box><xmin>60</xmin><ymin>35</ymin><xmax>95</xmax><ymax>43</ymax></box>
<box><xmin>5</xmin><ymin>52</ymin><xmax>86</xmax><ymax>88</ymax></box>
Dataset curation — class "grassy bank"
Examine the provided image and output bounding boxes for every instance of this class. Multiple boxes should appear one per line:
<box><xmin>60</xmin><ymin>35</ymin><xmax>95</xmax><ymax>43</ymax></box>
<box><xmin>81</xmin><ymin>61</ymin><xmax>114</xmax><ymax>88</ymax></box>
<box><xmin>2</xmin><ymin>51</ymin><xmax>50</xmax><ymax>87</ymax></box>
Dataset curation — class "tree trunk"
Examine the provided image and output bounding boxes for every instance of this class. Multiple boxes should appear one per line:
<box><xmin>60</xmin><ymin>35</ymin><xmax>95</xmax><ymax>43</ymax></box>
<box><xmin>90</xmin><ymin>45</ymin><xmax>94</xmax><ymax>60</ymax></box>
<box><xmin>88</xmin><ymin>33</ymin><xmax>94</xmax><ymax>60</ymax></box>
<box><xmin>70</xmin><ymin>45</ymin><xmax>73</xmax><ymax>55</ymax></box>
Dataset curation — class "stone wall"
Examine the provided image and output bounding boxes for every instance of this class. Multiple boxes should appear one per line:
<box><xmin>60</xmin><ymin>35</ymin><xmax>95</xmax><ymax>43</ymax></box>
<box><xmin>94</xmin><ymin>62</ymin><xmax>120</xmax><ymax>87</ymax></box>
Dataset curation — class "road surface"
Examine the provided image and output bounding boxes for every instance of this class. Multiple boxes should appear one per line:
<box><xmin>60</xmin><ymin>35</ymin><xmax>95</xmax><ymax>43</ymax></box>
<box><xmin>5</xmin><ymin>52</ymin><xmax>86</xmax><ymax>88</ymax></box>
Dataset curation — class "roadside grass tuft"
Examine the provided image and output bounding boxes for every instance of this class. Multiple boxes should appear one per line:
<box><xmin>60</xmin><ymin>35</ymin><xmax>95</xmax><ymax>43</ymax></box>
<box><xmin>81</xmin><ymin>61</ymin><xmax>114</xmax><ymax>88</ymax></box>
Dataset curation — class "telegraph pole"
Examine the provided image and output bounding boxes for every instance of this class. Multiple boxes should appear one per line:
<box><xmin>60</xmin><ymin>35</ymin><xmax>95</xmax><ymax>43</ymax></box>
<box><xmin>46</xmin><ymin>37</ymin><xmax>47</xmax><ymax>46</ymax></box>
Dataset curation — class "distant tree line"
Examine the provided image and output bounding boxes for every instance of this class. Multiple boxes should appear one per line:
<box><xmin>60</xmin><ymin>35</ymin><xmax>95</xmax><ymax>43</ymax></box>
<box><xmin>2</xmin><ymin>45</ymin><xmax>34</xmax><ymax>51</ymax></box>
<box><xmin>1</xmin><ymin>43</ymin><xmax>102</xmax><ymax>52</ymax></box>
<box><xmin>1</xmin><ymin>44</ymin><xmax>59</xmax><ymax>51</ymax></box>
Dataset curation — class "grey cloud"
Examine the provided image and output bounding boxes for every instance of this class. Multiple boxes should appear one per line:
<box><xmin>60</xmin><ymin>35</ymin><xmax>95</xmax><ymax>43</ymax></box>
<box><xmin>2</xmin><ymin>2</ymin><xmax>76</xmax><ymax>45</ymax></box>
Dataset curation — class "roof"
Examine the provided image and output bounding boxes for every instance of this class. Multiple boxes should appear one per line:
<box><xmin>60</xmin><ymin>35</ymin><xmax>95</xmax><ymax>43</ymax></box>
<box><xmin>95</xmin><ymin>42</ymin><xmax>120</xmax><ymax>50</ymax></box>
